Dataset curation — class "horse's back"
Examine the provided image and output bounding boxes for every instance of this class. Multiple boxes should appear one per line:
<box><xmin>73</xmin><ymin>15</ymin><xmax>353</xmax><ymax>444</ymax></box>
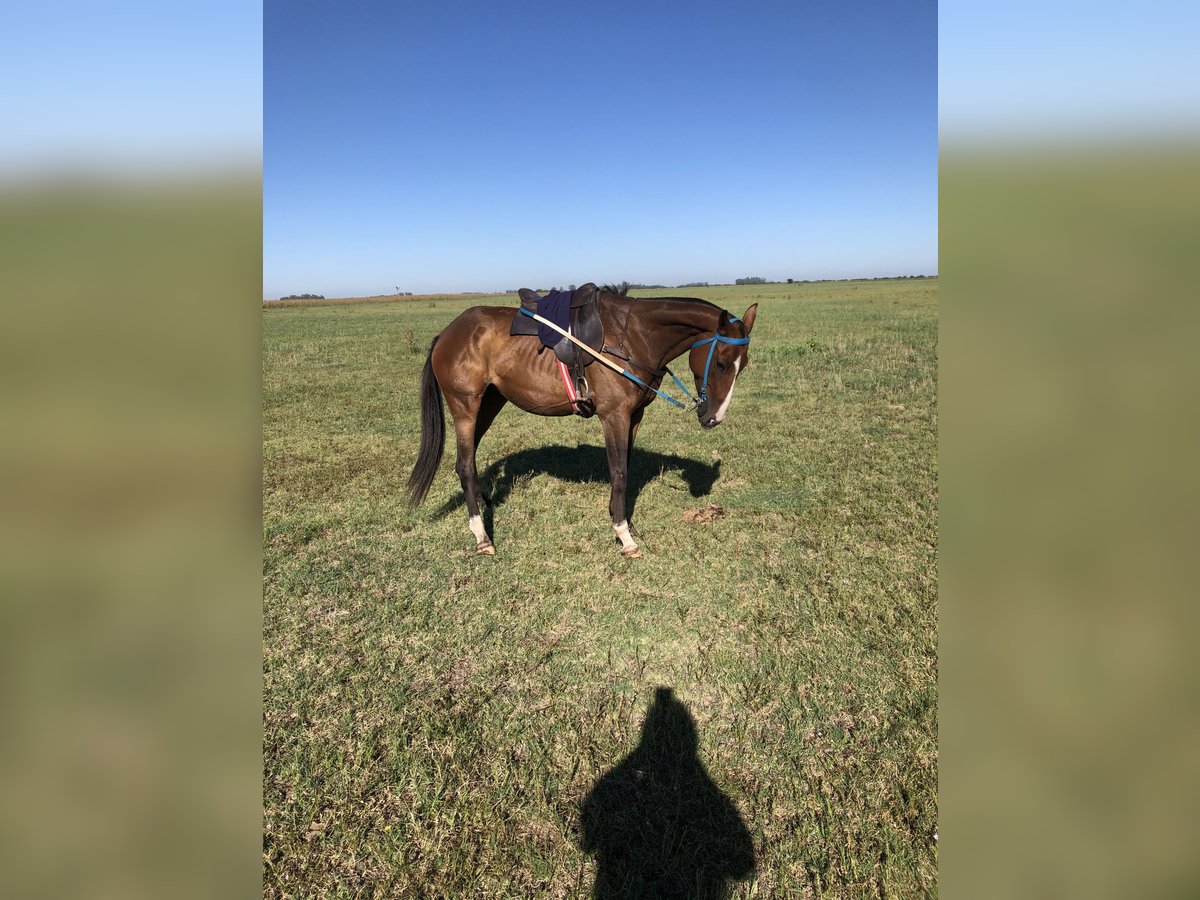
<box><xmin>434</xmin><ymin>305</ymin><xmax>512</xmax><ymax>348</ymax></box>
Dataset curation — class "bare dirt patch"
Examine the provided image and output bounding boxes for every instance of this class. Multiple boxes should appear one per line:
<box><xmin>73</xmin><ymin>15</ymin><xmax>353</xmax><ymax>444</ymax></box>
<box><xmin>682</xmin><ymin>503</ymin><xmax>726</xmax><ymax>524</ymax></box>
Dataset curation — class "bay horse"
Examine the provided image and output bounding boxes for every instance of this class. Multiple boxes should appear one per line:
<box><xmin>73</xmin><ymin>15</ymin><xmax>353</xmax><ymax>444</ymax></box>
<box><xmin>406</xmin><ymin>285</ymin><xmax>758</xmax><ymax>556</ymax></box>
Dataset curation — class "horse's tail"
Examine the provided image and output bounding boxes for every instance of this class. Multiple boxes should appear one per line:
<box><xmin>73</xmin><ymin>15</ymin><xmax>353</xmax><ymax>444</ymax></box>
<box><xmin>407</xmin><ymin>336</ymin><xmax>445</xmax><ymax>505</ymax></box>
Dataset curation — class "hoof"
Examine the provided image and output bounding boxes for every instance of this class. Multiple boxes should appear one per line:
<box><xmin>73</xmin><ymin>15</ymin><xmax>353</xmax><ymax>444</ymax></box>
<box><xmin>620</xmin><ymin>547</ymin><xmax>643</xmax><ymax>559</ymax></box>
<box><xmin>476</xmin><ymin>542</ymin><xmax>495</xmax><ymax>556</ymax></box>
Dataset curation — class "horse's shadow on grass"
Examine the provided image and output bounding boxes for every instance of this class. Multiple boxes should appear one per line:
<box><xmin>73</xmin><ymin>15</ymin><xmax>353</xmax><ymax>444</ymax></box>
<box><xmin>433</xmin><ymin>444</ymin><xmax>721</xmax><ymax>530</ymax></box>
<box><xmin>579</xmin><ymin>687</ymin><xmax>755</xmax><ymax>899</ymax></box>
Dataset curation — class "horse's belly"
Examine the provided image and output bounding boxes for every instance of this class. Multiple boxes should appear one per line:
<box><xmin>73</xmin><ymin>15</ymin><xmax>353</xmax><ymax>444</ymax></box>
<box><xmin>481</xmin><ymin>319</ymin><xmax>575</xmax><ymax>414</ymax></box>
<box><xmin>491</xmin><ymin>347</ymin><xmax>577</xmax><ymax>415</ymax></box>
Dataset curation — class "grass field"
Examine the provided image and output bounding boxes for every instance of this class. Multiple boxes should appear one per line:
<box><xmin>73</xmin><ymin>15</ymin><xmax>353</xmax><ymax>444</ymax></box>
<box><xmin>263</xmin><ymin>278</ymin><xmax>938</xmax><ymax>897</ymax></box>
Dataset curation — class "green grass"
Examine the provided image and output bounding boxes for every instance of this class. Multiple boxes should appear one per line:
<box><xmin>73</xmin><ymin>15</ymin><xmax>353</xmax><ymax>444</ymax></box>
<box><xmin>263</xmin><ymin>279</ymin><xmax>938</xmax><ymax>897</ymax></box>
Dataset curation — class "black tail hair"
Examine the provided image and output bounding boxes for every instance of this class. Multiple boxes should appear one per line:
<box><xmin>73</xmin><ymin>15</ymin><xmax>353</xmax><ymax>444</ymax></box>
<box><xmin>407</xmin><ymin>336</ymin><xmax>445</xmax><ymax>505</ymax></box>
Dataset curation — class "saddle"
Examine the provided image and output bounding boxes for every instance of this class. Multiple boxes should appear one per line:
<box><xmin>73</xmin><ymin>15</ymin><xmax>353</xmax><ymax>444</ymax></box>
<box><xmin>509</xmin><ymin>282</ymin><xmax>603</xmax><ymax>417</ymax></box>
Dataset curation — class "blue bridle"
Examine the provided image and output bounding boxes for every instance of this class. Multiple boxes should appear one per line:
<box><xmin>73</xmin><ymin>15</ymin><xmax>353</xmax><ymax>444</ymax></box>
<box><xmin>689</xmin><ymin>315</ymin><xmax>750</xmax><ymax>412</ymax></box>
<box><xmin>655</xmin><ymin>314</ymin><xmax>750</xmax><ymax>415</ymax></box>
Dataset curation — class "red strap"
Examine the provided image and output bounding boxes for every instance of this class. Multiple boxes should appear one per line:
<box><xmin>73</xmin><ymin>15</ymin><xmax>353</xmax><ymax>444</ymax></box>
<box><xmin>556</xmin><ymin>359</ymin><xmax>577</xmax><ymax>402</ymax></box>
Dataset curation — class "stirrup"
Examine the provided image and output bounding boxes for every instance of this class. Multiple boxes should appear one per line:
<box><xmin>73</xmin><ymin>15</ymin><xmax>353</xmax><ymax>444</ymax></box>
<box><xmin>572</xmin><ymin>373</ymin><xmax>596</xmax><ymax>418</ymax></box>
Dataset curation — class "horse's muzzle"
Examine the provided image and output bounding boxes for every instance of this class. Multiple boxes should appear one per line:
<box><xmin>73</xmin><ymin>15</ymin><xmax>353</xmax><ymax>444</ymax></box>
<box><xmin>698</xmin><ymin>398</ymin><xmax>718</xmax><ymax>428</ymax></box>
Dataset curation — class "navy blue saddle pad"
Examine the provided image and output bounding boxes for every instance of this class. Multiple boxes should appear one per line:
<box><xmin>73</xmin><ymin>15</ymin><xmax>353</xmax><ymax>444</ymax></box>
<box><xmin>533</xmin><ymin>289</ymin><xmax>573</xmax><ymax>348</ymax></box>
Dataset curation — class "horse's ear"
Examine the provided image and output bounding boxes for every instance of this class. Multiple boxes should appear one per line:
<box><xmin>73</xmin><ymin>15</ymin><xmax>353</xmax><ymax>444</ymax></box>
<box><xmin>718</xmin><ymin>309</ymin><xmax>731</xmax><ymax>330</ymax></box>
<box><xmin>741</xmin><ymin>304</ymin><xmax>759</xmax><ymax>333</ymax></box>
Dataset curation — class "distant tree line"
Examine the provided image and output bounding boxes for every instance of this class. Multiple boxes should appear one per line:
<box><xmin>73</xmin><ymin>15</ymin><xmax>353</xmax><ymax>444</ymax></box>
<box><xmin>504</xmin><ymin>282</ymin><xmax>670</xmax><ymax>294</ymax></box>
<box><xmin>737</xmin><ymin>275</ymin><xmax>933</xmax><ymax>285</ymax></box>
<box><xmin>280</xmin><ymin>293</ymin><xmax>325</xmax><ymax>300</ymax></box>
<box><xmin>497</xmin><ymin>274</ymin><xmax>935</xmax><ymax>294</ymax></box>
<box><xmin>787</xmin><ymin>275</ymin><xmax>933</xmax><ymax>284</ymax></box>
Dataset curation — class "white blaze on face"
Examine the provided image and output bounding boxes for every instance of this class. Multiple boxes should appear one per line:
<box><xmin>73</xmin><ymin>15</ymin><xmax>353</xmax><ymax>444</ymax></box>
<box><xmin>712</xmin><ymin>358</ymin><xmax>741</xmax><ymax>423</ymax></box>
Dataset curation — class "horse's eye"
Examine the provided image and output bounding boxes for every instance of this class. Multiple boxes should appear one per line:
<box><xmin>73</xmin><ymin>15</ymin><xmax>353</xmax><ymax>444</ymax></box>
<box><xmin>716</xmin><ymin>361</ymin><xmax>728</xmax><ymax>372</ymax></box>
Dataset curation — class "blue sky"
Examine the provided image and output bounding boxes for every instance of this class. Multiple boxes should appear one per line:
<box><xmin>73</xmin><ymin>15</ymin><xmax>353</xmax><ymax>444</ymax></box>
<box><xmin>265</xmin><ymin>0</ymin><xmax>937</xmax><ymax>297</ymax></box>
<box><xmin>2</xmin><ymin>1</ymin><xmax>261</xmax><ymax>172</ymax></box>
<box><xmin>940</xmin><ymin>1</ymin><xmax>1200</xmax><ymax>139</ymax></box>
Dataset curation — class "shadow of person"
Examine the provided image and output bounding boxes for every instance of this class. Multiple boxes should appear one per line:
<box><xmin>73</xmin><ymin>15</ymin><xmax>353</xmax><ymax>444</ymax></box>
<box><xmin>432</xmin><ymin>444</ymin><xmax>721</xmax><ymax>526</ymax></box>
<box><xmin>579</xmin><ymin>688</ymin><xmax>755</xmax><ymax>899</ymax></box>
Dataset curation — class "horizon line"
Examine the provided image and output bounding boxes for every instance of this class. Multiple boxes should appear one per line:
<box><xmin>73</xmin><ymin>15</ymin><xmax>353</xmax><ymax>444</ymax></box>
<box><xmin>264</xmin><ymin>273</ymin><xmax>940</xmax><ymax>302</ymax></box>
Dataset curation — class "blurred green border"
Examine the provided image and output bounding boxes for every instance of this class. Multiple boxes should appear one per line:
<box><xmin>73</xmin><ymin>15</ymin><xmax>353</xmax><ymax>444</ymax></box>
<box><xmin>0</xmin><ymin>174</ymin><xmax>264</xmax><ymax>899</ymax></box>
<box><xmin>941</xmin><ymin>143</ymin><xmax>1200</xmax><ymax>898</ymax></box>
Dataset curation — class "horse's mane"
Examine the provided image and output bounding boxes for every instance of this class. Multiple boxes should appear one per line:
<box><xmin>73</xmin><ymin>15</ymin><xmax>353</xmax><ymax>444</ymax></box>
<box><xmin>600</xmin><ymin>282</ymin><xmax>722</xmax><ymax>312</ymax></box>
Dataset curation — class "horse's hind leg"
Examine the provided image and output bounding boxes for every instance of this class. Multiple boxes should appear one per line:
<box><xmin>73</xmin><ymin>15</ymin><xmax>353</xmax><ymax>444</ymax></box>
<box><xmin>448</xmin><ymin>392</ymin><xmax>495</xmax><ymax>554</ymax></box>
<box><xmin>473</xmin><ymin>387</ymin><xmax>507</xmax><ymax>504</ymax></box>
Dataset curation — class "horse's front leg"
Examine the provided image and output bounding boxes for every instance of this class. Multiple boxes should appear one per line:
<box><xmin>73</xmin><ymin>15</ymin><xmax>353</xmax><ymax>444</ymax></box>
<box><xmin>627</xmin><ymin>406</ymin><xmax>645</xmax><ymax>471</ymax></box>
<box><xmin>602</xmin><ymin>413</ymin><xmax>640</xmax><ymax>558</ymax></box>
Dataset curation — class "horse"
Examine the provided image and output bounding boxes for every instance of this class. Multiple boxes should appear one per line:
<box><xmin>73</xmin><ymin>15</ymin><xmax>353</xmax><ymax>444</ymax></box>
<box><xmin>406</xmin><ymin>284</ymin><xmax>758</xmax><ymax>556</ymax></box>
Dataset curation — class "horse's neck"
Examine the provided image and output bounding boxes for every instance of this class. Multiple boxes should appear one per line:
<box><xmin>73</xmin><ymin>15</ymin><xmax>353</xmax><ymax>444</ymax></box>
<box><xmin>614</xmin><ymin>297</ymin><xmax>719</xmax><ymax>368</ymax></box>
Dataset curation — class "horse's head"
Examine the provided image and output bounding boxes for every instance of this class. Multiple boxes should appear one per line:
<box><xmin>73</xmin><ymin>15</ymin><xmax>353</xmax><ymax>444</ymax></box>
<box><xmin>691</xmin><ymin>304</ymin><xmax>758</xmax><ymax>429</ymax></box>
